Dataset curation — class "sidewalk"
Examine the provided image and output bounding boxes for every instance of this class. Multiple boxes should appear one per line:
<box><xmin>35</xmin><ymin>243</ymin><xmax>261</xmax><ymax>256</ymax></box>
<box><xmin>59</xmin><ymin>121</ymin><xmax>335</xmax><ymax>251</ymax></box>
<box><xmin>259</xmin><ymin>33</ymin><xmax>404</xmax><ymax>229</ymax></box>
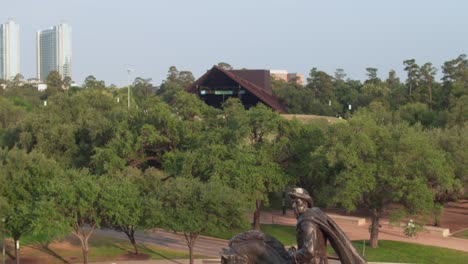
<box><xmin>259</xmin><ymin>210</ymin><xmax>468</xmax><ymax>252</ymax></box>
<box><xmin>92</xmin><ymin>209</ymin><xmax>467</xmax><ymax>264</ymax></box>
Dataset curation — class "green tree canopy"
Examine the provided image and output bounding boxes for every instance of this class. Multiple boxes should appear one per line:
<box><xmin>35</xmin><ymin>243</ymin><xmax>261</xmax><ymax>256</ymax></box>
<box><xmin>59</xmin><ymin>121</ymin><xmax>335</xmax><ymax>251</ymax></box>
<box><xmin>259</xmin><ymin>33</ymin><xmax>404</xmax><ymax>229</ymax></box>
<box><xmin>161</xmin><ymin>177</ymin><xmax>249</xmax><ymax>264</ymax></box>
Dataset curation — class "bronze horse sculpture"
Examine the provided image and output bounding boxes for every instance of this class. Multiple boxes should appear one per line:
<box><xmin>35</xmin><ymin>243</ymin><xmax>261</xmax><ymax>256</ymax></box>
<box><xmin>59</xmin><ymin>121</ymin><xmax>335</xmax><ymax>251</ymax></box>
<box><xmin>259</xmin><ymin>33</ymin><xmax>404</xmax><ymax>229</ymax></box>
<box><xmin>221</xmin><ymin>188</ymin><xmax>366</xmax><ymax>264</ymax></box>
<box><xmin>221</xmin><ymin>209</ymin><xmax>366</xmax><ymax>264</ymax></box>
<box><xmin>221</xmin><ymin>230</ymin><xmax>291</xmax><ymax>264</ymax></box>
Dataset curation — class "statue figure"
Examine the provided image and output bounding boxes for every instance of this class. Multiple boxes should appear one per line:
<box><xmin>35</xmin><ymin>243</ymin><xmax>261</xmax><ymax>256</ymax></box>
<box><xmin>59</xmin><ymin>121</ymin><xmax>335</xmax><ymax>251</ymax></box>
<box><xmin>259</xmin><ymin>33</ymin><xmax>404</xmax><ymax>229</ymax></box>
<box><xmin>288</xmin><ymin>187</ymin><xmax>366</xmax><ymax>264</ymax></box>
<box><xmin>221</xmin><ymin>187</ymin><xmax>366</xmax><ymax>264</ymax></box>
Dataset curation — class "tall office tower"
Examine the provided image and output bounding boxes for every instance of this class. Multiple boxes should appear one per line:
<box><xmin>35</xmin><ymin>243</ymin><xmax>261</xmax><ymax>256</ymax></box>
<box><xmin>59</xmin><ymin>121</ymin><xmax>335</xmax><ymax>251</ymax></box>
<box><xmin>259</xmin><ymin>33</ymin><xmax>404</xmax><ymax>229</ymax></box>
<box><xmin>37</xmin><ymin>22</ymin><xmax>72</xmax><ymax>81</ymax></box>
<box><xmin>0</xmin><ymin>18</ymin><xmax>20</xmax><ymax>80</ymax></box>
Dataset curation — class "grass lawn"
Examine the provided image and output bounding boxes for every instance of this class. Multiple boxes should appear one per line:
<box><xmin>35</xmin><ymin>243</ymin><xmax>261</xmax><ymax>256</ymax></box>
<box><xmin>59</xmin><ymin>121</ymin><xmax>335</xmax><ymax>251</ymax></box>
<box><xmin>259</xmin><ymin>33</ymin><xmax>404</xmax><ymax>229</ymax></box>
<box><xmin>3</xmin><ymin>233</ymin><xmax>203</xmax><ymax>264</ymax></box>
<box><xmin>452</xmin><ymin>229</ymin><xmax>468</xmax><ymax>239</ymax></box>
<box><xmin>281</xmin><ymin>114</ymin><xmax>345</xmax><ymax>124</ymax></box>
<box><xmin>206</xmin><ymin>224</ymin><xmax>468</xmax><ymax>264</ymax></box>
<box><xmin>353</xmin><ymin>240</ymin><xmax>468</xmax><ymax>264</ymax></box>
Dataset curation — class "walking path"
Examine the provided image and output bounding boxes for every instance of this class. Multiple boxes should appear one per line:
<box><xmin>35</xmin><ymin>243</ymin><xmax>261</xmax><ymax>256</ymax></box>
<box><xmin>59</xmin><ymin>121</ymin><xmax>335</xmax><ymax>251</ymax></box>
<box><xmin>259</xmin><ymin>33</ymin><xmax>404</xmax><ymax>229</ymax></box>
<box><xmin>259</xmin><ymin>210</ymin><xmax>468</xmax><ymax>252</ymax></box>
<box><xmin>94</xmin><ymin>207</ymin><xmax>467</xmax><ymax>264</ymax></box>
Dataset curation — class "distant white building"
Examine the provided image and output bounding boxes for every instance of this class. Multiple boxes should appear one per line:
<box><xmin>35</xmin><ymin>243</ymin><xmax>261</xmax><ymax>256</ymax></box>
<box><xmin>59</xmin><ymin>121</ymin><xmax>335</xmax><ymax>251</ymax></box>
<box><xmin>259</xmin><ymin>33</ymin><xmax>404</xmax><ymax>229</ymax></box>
<box><xmin>37</xmin><ymin>22</ymin><xmax>72</xmax><ymax>81</ymax></box>
<box><xmin>0</xmin><ymin>18</ymin><xmax>20</xmax><ymax>80</ymax></box>
<box><xmin>270</xmin><ymin>70</ymin><xmax>304</xmax><ymax>85</ymax></box>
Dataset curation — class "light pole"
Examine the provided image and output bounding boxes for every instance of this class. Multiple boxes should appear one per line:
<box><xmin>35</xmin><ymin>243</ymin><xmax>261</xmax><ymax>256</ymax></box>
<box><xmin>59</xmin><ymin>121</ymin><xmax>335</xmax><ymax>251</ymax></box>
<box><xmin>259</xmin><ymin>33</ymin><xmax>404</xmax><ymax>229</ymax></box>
<box><xmin>126</xmin><ymin>68</ymin><xmax>133</xmax><ymax>109</ymax></box>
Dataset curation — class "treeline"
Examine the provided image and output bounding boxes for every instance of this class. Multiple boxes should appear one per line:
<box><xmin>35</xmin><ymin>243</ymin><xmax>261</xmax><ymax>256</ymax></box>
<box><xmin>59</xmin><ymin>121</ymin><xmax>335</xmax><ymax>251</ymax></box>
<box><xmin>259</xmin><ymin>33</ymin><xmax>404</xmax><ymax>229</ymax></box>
<box><xmin>272</xmin><ymin>54</ymin><xmax>467</xmax><ymax>129</ymax></box>
<box><xmin>0</xmin><ymin>56</ymin><xmax>466</xmax><ymax>263</ymax></box>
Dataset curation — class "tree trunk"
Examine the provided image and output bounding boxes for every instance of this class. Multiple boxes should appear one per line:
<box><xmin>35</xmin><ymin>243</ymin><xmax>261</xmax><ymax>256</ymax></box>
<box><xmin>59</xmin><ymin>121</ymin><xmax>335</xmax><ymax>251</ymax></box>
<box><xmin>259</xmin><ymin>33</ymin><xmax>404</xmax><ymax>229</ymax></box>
<box><xmin>433</xmin><ymin>204</ymin><xmax>442</xmax><ymax>227</ymax></box>
<box><xmin>72</xmin><ymin>222</ymin><xmax>96</xmax><ymax>264</ymax></box>
<box><xmin>370</xmin><ymin>211</ymin><xmax>380</xmax><ymax>248</ymax></box>
<box><xmin>124</xmin><ymin>228</ymin><xmax>139</xmax><ymax>255</ymax></box>
<box><xmin>253</xmin><ymin>199</ymin><xmax>262</xmax><ymax>230</ymax></box>
<box><xmin>428</xmin><ymin>85</ymin><xmax>432</xmax><ymax>110</ymax></box>
<box><xmin>81</xmin><ymin>239</ymin><xmax>89</xmax><ymax>264</ymax></box>
<box><xmin>189</xmin><ymin>244</ymin><xmax>194</xmax><ymax>264</ymax></box>
<box><xmin>184</xmin><ymin>232</ymin><xmax>198</xmax><ymax>264</ymax></box>
<box><xmin>14</xmin><ymin>239</ymin><xmax>19</xmax><ymax>264</ymax></box>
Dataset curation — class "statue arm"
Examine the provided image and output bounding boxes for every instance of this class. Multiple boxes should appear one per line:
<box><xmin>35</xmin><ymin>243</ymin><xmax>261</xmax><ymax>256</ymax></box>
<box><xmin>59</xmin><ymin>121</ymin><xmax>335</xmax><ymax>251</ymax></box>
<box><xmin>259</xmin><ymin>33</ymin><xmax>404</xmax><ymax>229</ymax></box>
<box><xmin>292</xmin><ymin>221</ymin><xmax>317</xmax><ymax>263</ymax></box>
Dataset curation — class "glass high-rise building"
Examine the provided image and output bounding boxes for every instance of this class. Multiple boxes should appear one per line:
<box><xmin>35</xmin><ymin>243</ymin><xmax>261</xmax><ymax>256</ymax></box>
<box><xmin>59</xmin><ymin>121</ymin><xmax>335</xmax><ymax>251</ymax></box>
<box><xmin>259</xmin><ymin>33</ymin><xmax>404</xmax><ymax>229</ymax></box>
<box><xmin>0</xmin><ymin>18</ymin><xmax>20</xmax><ymax>80</ymax></box>
<box><xmin>37</xmin><ymin>22</ymin><xmax>72</xmax><ymax>81</ymax></box>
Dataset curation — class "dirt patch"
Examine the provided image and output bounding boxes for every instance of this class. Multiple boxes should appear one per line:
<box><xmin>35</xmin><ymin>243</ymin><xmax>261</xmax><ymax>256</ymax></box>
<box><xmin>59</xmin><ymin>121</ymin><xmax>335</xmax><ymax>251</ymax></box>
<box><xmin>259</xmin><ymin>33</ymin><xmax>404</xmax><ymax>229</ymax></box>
<box><xmin>440</xmin><ymin>199</ymin><xmax>468</xmax><ymax>232</ymax></box>
<box><xmin>117</xmin><ymin>252</ymin><xmax>151</xmax><ymax>260</ymax></box>
<box><xmin>5</xmin><ymin>257</ymin><xmax>44</xmax><ymax>264</ymax></box>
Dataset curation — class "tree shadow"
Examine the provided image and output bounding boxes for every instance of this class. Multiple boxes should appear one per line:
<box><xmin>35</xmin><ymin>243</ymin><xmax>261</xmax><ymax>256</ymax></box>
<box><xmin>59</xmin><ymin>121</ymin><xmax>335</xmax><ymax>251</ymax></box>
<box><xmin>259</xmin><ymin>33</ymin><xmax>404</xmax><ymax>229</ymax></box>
<box><xmin>138</xmin><ymin>243</ymin><xmax>184</xmax><ymax>264</ymax></box>
<box><xmin>1</xmin><ymin>242</ymin><xmax>16</xmax><ymax>261</ymax></box>
<box><xmin>27</xmin><ymin>243</ymin><xmax>71</xmax><ymax>264</ymax></box>
<box><xmin>111</xmin><ymin>242</ymin><xmax>133</xmax><ymax>254</ymax></box>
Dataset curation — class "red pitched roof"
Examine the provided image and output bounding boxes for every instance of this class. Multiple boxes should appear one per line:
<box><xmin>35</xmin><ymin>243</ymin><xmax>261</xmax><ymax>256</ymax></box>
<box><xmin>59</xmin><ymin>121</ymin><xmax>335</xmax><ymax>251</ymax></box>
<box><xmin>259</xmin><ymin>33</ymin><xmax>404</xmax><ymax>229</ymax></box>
<box><xmin>186</xmin><ymin>66</ymin><xmax>287</xmax><ymax>113</ymax></box>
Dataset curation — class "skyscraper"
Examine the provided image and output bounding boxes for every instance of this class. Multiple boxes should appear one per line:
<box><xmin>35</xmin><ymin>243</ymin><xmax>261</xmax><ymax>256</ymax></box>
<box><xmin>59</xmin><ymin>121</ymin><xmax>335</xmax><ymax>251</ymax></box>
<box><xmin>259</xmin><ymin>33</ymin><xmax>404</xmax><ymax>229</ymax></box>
<box><xmin>37</xmin><ymin>22</ymin><xmax>72</xmax><ymax>81</ymax></box>
<box><xmin>0</xmin><ymin>18</ymin><xmax>20</xmax><ymax>80</ymax></box>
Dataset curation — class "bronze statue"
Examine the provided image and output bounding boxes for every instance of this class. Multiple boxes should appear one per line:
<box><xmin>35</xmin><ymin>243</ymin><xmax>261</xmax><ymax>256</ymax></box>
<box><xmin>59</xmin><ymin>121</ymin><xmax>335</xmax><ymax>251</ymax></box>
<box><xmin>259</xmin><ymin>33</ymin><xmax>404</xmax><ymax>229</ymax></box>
<box><xmin>288</xmin><ymin>188</ymin><xmax>366</xmax><ymax>264</ymax></box>
<box><xmin>221</xmin><ymin>230</ymin><xmax>291</xmax><ymax>264</ymax></box>
<box><xmin>221</xmin><ymin>188</ymin><xmax>366</xmax><ymax>264</ymax></box>
<box><xmin>288</xmin><ymin>187</ymin><xmax>328</xmax><ymax>263</ymax></box>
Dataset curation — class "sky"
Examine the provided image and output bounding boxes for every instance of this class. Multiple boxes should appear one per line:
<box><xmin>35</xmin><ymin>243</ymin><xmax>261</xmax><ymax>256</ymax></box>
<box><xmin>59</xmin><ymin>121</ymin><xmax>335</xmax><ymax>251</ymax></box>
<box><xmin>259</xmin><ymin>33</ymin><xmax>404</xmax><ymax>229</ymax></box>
<box><xmin>3</xmin><ymin>0</ymin><xmax>468</xmax><ymax>86</ymax></box>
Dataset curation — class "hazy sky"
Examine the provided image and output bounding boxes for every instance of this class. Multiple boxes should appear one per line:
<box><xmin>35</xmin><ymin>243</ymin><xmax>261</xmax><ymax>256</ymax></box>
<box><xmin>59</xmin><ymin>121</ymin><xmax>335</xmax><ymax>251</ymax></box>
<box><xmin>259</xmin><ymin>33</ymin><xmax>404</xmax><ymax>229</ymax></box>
<box><xmin>3</xmin><ymin>0</ymin><xmax>468</xmax><ymax>86</ymax></box>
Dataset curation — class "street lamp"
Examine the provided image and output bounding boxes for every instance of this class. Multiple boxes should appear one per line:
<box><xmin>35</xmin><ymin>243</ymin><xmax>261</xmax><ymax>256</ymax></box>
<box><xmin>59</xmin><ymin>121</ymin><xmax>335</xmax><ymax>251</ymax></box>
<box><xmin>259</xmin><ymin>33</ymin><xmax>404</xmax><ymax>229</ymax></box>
<box><xmin>126</xmin><ymin>68</ymin><xmax>134</xmax><ymax>109</ymax></box>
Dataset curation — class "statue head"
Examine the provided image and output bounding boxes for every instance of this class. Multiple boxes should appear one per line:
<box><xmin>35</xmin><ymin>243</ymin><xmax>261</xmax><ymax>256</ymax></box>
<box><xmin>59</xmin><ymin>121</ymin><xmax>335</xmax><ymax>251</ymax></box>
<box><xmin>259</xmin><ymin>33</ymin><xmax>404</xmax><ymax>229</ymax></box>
<box><xmin>288</xmin><ymin>188</ymin><xmax>313</xmax><ymax>217</ymax></box>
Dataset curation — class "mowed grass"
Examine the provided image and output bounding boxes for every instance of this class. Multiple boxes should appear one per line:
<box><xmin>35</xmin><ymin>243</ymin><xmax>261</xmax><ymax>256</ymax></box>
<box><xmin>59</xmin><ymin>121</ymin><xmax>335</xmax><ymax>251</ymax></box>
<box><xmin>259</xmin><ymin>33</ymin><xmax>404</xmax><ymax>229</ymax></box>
<box><xmin>281</xmin><ymin>114</ymin><xmax>345</xmax><ymax>124</ymax></box>
<box><xmin>3</xmin><ymin>233</ymin><xmax>201</xmax><ymax>264</ymax></box>
<box><xmin>352</xmin><ymin>240</ymin><xmax>468</xmax><ymax>264</ymax></box>
<box><xmin>206</xmin><ymin>224</ymin><xmax>468</xmax><ymax>264</ymax></box>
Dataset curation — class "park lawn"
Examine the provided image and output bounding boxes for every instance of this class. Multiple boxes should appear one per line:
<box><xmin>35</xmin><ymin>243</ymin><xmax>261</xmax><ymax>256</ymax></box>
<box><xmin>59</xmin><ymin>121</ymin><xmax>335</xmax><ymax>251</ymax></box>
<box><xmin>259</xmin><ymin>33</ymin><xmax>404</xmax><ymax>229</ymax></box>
<box><xmin>203</xmin><ymin>224</ymin><xmax>296</xmax><ymax>244</ymax></box>
<box><xmin>281</xmin><ymin>114</ymin><xmax>345</xmax><ymax>124</ymax></box>
<box><xmin>206</xmin><ymin>224</ymin><xmax>468</xmax><ymax>264</ymax></box>
<box><xmin>452</xmin><ymin>229</ymin><xmax>468</xmax><ymax>239</ymax></box>
<box><xmin>352</xmin><ymin>240</ymin><xmax>468</xmax><ymax>264</ymax></box>
<box><xmin>4</xmin><ymin>233</ymin><xmax>202</xmax><ymax>264</ymax></box>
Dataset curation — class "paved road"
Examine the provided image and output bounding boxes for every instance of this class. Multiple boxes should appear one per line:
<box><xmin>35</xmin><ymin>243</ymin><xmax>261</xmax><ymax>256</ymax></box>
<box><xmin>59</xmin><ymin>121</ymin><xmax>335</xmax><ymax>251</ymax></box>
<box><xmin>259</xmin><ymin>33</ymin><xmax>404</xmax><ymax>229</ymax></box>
<box><xmin>96</xmin><ymin>229</ymin><xmax>227</xmax><ymax>258</ymax></box>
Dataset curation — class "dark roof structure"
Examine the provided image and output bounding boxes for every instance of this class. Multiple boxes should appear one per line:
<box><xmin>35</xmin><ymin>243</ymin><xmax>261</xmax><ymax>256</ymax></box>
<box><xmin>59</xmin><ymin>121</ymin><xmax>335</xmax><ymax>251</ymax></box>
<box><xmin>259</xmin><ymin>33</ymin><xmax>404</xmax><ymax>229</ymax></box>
<box><xmin>186</xmin><ymin>66</ymin><xmax>287</xmax><ymax>113</ymax></box>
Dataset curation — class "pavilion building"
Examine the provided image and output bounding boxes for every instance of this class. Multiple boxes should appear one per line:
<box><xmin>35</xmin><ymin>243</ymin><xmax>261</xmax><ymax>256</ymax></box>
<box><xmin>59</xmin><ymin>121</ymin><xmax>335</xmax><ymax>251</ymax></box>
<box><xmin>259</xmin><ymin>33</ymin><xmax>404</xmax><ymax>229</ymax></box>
<box><xmin>186</xmin><ymin>66</ymin><xmax>287</xmax><ymax>113</ymax></box>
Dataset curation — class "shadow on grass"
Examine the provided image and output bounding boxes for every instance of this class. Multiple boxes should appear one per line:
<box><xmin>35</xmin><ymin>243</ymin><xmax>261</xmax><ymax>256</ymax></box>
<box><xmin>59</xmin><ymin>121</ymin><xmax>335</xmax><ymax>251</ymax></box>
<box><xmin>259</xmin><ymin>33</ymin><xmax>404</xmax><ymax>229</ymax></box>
<box><xmin>139</xmin><ymin>243</ymin><xmax>184</xmax><ymax>264</ymax></box>
<box><xmin>111</xmin><ymin>241</ymin><xmax>135</xmax><ymax>254</ymax></box>
<box><xmin>28</xmin><ymin>243</ymin><xmax>71</xmax><ymax>264</ymax></box>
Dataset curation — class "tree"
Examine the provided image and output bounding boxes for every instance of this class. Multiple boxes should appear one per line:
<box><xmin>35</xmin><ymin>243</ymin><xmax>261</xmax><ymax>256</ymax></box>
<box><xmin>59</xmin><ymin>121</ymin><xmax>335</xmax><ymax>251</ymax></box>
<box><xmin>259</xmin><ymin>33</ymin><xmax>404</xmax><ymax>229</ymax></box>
<box><xmin>45</xmin><ymin>71</ymin><xmax>64</xmax><ymax>97</ymax></box>
<box><xmin>82</xmin><ymin>75</ymin><xmax>105</xmax><ymax>90</ymax></box>
<box><xmin>53</xmin><ymin>169</ymin><xmax>103</xmax><ymax>264</ymax></box>
<box><xmin>418</xmin><ymin>63</ymin><xmax>437</xmax><ymax>108</ymax></box>
<box><xmin>133</xmin><ymin>77</ymin><xmax>155</xmax><ymax>102</ymax></box>
<box><xmin>157</xmin><ymin>66</ymin><xmax>195</xmax><ymax>102</ymax></box>
<box><xmin>398</xmin><ymin>103</ymin><xmax>436</xmax><ymax>127</ymax></box>
<box><xmin>306</xmin><ymin>68</ymin><xmax>335</xmax><ymax>103</ymax></box>
<box><xmin>91</xmin><ymin>95</ymin><xmax>204</xmax><ymax>174</ymax></box>
<box><xmin>63</xmin><ymin>76</ymin><xmax>73</xmax><ymax>90</ymax></box>
<box><xmin>447</xmin><ymin>95</ymin><xmax>468</xmax><ymax>127</ymax></box>
<box><xmin>206</xmin><ymin>104</ymin><xmax>288</xmax><ymax>230</ymax></box>
<box><xmin>318</xmin><ymin>103</ymin><xmax>458</xmax><ymax>248</ymax></box>
<box><xmin>0</xmin><ymin>148</ymin><xmax>67</xmax><ymax>264</ymax></box>
<box><xmin>364</xmin><ymin>68</ymin><xmax>381</xmax><ymax>85</ymax></box>
<box><xmin>161</xmin><ymin>178</ymin><xmax>249</xmax><ymax>264</ymax></box>
<box><xmin>386</xmin><ymin>70</ymin><xmax>407</xmax><ymax>109</ymax></box>
<box><xmin>441</xmin><ymin>54</ymin><xmax>468</xmax><ymax>109</ymax></box>
<box><xmin>11</xmin><ymin>89</ymin><xmax>120</xmax><ymax>169</ymax></box>
<box><xmin>217</xmin><ymin>62</ymin><xmax>233</xmax><ymax>70</ymax></box>
<box><xmin>100</xmin><ymin>167</ymin><xmax>164</xmax><ymax>255</ymax></box>
<box><xmin>334</xmin><ymin>68</ymin><xmax>347</xmax><ymax>81</ymax></box>
<box><xmin>403</xmin><ymin>59</ymin><xmax>420</xmax><ymax>100</ymax></box>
